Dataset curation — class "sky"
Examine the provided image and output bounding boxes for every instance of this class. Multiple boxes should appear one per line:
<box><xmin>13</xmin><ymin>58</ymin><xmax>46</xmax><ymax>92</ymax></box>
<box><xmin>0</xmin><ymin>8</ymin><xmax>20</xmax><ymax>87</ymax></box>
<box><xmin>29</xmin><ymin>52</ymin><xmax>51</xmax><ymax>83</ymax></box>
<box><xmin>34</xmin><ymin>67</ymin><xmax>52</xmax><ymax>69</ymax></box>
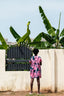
<box><xmin>0</xmin><ymin>0</ymin><xmax>64</xmax><ymax>42</ymax></box>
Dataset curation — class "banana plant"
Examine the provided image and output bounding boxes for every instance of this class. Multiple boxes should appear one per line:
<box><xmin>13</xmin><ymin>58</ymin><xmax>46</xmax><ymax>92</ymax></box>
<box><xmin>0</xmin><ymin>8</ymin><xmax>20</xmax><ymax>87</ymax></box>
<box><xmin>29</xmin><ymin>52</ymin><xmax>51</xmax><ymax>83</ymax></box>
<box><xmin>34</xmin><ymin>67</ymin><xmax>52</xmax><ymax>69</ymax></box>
<box><xmin>10</xmin><ymin>21</ymin><xmax>47</xmax><ymax>48</ymax></box>
<box><xmin>10</xmin><ymin>21</ymin><xmax>53</xmax><ymax>48</ymax></box>
<box><xmin>10</xmin><ymin>21</ymin><xmax>31</xmax><ymax>45</ymax></box>
<box><xmin>0</xmin><ymin>32</ymin><xmax>8</xmax><ymax>49</ymax></box>
<box><xmin>39</xmin><ymin>6</ymin><xmax>64</xmax><ymax>48</ymax></box>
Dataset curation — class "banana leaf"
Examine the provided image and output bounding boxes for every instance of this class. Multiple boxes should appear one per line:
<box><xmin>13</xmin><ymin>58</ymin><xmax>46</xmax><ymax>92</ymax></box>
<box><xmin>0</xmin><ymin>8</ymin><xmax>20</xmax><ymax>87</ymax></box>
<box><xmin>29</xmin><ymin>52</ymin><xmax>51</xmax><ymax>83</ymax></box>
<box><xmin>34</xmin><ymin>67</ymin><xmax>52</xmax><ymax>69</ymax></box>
<box><xmin>27</xmin><ymin>21</ymin><xmax>30</xmax><ymax>29</ymax></box>
<box><xmin>26</xmin><ymin>23</ymin><xmax>31</xmax><ymax>43</ymax></box>
<box><xmin>42</xmin><ymin>32</ymin><xmax>56</xmax><ymax>44</ymax></box>
<box><xmin>29</xmin><ymin>41</ymin><xmax>46</xmax><ymax>48</ymax></box>
<box><xmin>0</xmin><ymin>32</ymin><xmax>8</xmax><ymax>49</ymax></box>
<box><xmin>45</xmin><ymin>41</ymin><xmax>54</xmax><ymax>48</ymax></box>
<box><xmin>48</xmin><ymin>28</ymin><xmax>56</xmax><ymax>37</ymax></box>
<box><xmin>39</xmin><ymin>6</ymin><xmax>55</xmax><ymax>36</ymax></box>
<box><xmin>58</xmin><ymin>12</ymin><xmax>61</xmax><ymax>30</ymax></box>
<box><xmin>60</xmin><ymin>37</ymin><xmax>64</xmax><ymax>47</ymax></box>
<box><xmin>55</xmin><ymin>13</ymin><xmax>61</xmax><ymax>41</ymax></box>
<box><xmin>25</xmin><ymin>36</ymin><xmax>31</xmax><ymax>43</ymax></box>
<box><xmin>52</xmin><ymin>27</ymin><xmax>56</xmax><ymax>31</ymax></box>
<box><xmin>17</xmin><ymin>30</ymin><xmax>30</xmax><ymax>44</ymax></box>
<box><xmin>55</xmin><ymin>29</ymin><xmax>59</xmax><ymax>40</ymax></box>
<box><xmin>60</xmin><ymin>28</ymin><xmax>64</xmax><ymax>37</ymax></box>
<box><xmin>10</xmin><ymin>26</ymin><xmax>21</xmax><ymax>41</ymax></box>
<box><xmin>33</xmin><ymin>33</ymin><xmax>43</xmax><ymax>42</ymax></box>
<box><xmin>17</xmin><ymin>22</ymin><xmax>31</xmax><ymax>44</ymax></box>
<box><xmin>29</xmin><ymin>41</ymin><xmax>54</xmax><ymax>49</ymax></box>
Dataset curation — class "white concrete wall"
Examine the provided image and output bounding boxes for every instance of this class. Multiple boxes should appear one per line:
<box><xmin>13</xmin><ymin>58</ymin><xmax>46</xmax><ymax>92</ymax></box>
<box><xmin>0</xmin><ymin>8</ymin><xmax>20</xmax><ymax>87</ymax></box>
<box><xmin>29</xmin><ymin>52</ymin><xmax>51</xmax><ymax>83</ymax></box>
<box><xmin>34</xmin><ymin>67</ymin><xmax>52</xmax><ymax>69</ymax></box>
<box><xmin>54</xmin><ymin>49</ymin><xmax>64</xmax><ymax>92</ymax></box>
<box><xmin>0</xmin><ymin>50</ymin><xmax>5</xmax><ymax>72</ymax></box>
<box><xmin>0</xmin><ymin>49</ymin><xmax>64</xmax><ymax>92</ymax></box>
<box><xmin>38</xmin><ymin>49</ymin><xmax>55</xmax><ymax>92</ymax></box>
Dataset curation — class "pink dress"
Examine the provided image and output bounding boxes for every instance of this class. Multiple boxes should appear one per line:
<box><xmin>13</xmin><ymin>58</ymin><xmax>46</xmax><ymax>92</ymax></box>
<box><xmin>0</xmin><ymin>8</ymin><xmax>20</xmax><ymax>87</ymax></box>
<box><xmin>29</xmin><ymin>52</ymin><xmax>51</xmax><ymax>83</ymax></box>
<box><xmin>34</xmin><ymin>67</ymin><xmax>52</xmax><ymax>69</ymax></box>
<box><xmin>29</xmin><ymin>56</ymin><xmax>42</xmax><ymax>78</ymax></box>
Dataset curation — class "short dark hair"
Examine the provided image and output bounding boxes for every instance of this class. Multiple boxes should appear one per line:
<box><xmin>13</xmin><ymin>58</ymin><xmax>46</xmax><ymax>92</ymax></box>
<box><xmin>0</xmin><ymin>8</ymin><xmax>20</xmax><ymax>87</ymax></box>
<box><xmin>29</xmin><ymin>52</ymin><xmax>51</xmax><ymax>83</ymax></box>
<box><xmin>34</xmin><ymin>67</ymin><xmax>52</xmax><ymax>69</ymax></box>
<box><xmin>33</xmin><ymin>48</ymin><xmax>39</xmax><ymax>55</ymax></box>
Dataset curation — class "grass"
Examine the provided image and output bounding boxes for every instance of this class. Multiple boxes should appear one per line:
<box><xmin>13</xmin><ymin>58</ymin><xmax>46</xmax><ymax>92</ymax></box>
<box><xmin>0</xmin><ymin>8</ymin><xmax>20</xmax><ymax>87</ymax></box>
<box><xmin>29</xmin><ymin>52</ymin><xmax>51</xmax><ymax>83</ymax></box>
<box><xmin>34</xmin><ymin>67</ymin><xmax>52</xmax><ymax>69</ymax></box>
<box><xmin>26</xmin><ymin>93</ymin><xmax>48</xmax><ymax>96</ymax></box>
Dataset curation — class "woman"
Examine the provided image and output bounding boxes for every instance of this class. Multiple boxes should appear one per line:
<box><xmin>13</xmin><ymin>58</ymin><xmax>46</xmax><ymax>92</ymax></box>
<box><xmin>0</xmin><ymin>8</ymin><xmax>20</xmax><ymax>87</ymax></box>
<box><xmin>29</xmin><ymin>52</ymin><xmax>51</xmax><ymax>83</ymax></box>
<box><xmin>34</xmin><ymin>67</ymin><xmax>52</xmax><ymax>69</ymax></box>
<box><xmin>29</xmin><ymin>48</ymin><xmax>42</xmax><ymax>94</ymax></box>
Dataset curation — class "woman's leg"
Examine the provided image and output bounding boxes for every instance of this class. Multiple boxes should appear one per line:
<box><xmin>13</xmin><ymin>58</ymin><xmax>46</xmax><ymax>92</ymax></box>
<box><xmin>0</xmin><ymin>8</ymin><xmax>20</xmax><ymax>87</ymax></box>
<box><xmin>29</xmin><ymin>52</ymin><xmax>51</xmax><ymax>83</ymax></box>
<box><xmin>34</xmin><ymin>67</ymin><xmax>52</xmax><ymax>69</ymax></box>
<box><xmin>37</xmin><ymin>77</ymin><xmax>40</xmax><ymax>93</ymax></box>
<box><xmin>30</xmin><ymin>78</ymin><xmax>34</xmax><ymax>93</ymax></box>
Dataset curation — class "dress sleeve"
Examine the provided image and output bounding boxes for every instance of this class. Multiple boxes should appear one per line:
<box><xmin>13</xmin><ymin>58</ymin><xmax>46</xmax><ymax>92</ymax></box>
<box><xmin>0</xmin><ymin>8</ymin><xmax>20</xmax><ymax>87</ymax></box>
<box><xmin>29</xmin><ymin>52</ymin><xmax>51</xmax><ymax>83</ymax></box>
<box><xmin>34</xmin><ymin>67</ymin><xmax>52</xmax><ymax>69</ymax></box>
<box><xmin>40</xmin><ymin>58</ymin><xmax>42</xmax><ymax>62</ymax></box>
<box><xmin>39</xmin><ymin>57</ymin><xmax>42</xmax><ymax>65</ymax></box>
<box><xmin>29</xmin><ymin>57</ymin><xmax>32</xmax><ymax>63</ymax></box>
<box><xmin>38</xmin><ymin>56</ymin><xmax>42</xmax><ymax>62</ymax></box>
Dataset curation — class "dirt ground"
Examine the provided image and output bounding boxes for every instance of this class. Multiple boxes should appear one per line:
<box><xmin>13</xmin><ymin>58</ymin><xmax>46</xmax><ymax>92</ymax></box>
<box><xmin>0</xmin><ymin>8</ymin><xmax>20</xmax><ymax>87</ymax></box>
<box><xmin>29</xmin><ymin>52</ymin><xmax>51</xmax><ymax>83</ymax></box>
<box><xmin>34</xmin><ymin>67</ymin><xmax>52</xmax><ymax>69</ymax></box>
<box><xmin>0</xmin><ymin>91</ymin><xmax>64</xmax><ymax>96</ymax></box>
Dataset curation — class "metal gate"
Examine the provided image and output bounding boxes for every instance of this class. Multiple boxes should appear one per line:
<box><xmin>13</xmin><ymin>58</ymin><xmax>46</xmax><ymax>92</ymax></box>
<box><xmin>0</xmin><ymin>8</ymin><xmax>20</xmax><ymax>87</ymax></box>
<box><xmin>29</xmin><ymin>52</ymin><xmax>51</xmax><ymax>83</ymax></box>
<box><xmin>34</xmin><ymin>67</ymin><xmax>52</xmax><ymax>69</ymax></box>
<box><xmin>6</xmin><ymin>45</ymin><xmax>32</xmax><ymax>71</ymax></box>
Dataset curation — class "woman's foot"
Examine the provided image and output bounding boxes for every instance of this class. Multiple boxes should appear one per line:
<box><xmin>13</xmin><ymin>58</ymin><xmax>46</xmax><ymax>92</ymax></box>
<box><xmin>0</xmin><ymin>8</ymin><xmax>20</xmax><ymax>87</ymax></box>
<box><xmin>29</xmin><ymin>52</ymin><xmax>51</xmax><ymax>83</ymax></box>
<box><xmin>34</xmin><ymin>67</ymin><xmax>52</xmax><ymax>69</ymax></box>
<box><xmin>37</xmin><ymin>92</ymin><xmax>42</xmax><ymax>94</ymax></box>
<box><xmin>29</xmin><ymin>92</ymin><xmax>33</xmax><ymax>94</ymax></box>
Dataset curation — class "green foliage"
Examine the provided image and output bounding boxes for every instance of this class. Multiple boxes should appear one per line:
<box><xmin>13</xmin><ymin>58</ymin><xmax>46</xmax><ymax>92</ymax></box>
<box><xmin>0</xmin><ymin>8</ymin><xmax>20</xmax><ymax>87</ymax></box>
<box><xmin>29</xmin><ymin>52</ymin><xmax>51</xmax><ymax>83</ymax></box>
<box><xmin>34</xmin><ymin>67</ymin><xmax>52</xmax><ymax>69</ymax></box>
<box><xmin>17</xmin><ymin>21</ymin><xmax>31</xmax><ymax>44</ymax></box>
<box><xmin>39</xmin><ymin>6</ymin><xmax>64</xmax><ymax>48</ymax></box>
<box><xmin>39</xmin><ymin>6</ymin><xmax>52</xmax><ymax>31</ymax></box>
<box><xmin>10</xmin><ymin>26</ymin><xmax>21</xmax><ymax>41</ymax></box>
<box><xmin>42</xmin><ymin>32</ymin><xmax>56</xmax><ymax>44</ymax></box>
<box><xmin>60</xmin><ymin>28</ymin><xmax>64</xmax><ymax>37</ymax></box>
<box><xmin>58</xmin><ymin>12</ymin><xmax>61</xmax><ymax>29</ymax></box>
<box><xmin>25</xmin><ymin>21</ymin><xmax>31</xmax><ymax>43</ymax></box>
<box><xmin>29</xmin><ymin>32</ymin><xmax>48</xmax><ymax>49</ymax></box>
<box><xmin>29</xmin><ymin>41</ymin><xmax>46</xmax><ymax>49</ymax></box>
<box><xmin>10</xmin><ymin>21</ymin><xmax>31</xmax><ymax>46</ymax></box>
<box><xmin>33</xmin><ymin>33</ymin><xmax>43</xmax><ymax>42</ymax></box>
<box><xmin>60</xmin><ymin>37</ymin><xmax>64</xmax><ymax>47</ymax></box>
<box><xmin>39</xmin><ymin>6</ymin><xmax>55</xmax><ymax>37</ymax></box>
<box><xmin>0</xmin><ymin>32</ymin><xmax>8</xmax><ymax>49</ymax></box>
<box><xmin>17</xmin><ymin>30</ymin><xmax>30</xmax><ymax>44</ymax></box>
<box><xmin>9</xmin><ymin>20</ymin><xmax>48</xmax><ymax>49</ymax></box>
<box><xmin>9</xmin><ymin>7</ymin><xmax>64</xmax><ymax>49</ymax></box>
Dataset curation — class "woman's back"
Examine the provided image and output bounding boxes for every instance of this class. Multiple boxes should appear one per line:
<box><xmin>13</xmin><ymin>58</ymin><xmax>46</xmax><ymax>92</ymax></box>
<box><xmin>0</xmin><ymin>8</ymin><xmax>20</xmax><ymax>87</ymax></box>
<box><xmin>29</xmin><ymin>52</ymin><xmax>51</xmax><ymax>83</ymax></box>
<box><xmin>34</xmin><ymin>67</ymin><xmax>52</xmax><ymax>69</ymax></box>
<box><xmin>30</xmin><ymin>56</ymin><xmax>42</xmax><ymax>78</ymax></box>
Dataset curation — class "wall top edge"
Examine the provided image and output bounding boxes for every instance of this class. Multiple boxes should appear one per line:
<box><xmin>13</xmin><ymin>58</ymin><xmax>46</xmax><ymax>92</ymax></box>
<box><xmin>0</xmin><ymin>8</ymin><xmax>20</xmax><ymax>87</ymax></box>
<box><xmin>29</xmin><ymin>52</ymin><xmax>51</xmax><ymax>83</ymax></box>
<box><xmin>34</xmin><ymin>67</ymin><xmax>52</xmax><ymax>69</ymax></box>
<box><xmin>39</xmin><ymin>49</ymin><xmax>64</xmax><ymax>51</ymax></box>
<box><xmin>0</xmin><ymin>49</ymin><xmax>5</xmax><ymax>50</ymax></box>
